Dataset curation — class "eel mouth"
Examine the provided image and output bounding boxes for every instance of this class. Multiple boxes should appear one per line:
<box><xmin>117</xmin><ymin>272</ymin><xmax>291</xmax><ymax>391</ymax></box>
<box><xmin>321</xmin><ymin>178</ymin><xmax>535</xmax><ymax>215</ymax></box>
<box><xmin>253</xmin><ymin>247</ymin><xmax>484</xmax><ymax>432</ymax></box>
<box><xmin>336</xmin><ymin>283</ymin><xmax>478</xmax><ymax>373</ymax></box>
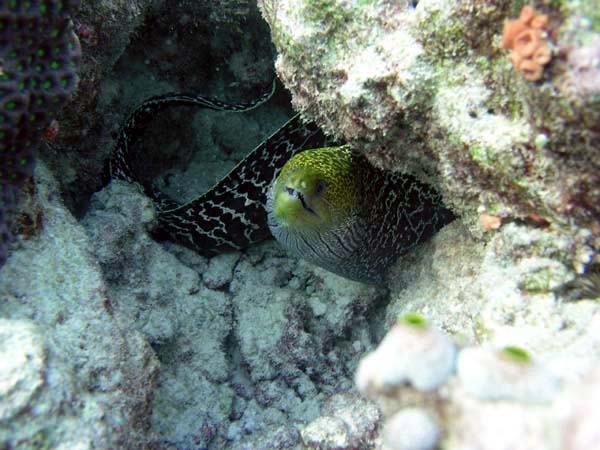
<box><xmin>285</xmin><ymin>186</ymin><xmax>318</xmax><ymax>216</ymax></box>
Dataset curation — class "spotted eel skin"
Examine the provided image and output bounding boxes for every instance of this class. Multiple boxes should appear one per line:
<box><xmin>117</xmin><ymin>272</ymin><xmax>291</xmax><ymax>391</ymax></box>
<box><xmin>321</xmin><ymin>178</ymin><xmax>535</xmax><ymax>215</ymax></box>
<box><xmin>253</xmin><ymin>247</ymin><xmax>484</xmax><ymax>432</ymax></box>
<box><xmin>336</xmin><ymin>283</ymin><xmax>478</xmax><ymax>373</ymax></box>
<box><xmin>267</xmin><ymin>147</ymin><xmax>455</xmax><ymax>283</ymax></box>
<box><xmin>109</xmin><ymin>83</ymin><xmax>329</xmax><ymax>255</ymax></box>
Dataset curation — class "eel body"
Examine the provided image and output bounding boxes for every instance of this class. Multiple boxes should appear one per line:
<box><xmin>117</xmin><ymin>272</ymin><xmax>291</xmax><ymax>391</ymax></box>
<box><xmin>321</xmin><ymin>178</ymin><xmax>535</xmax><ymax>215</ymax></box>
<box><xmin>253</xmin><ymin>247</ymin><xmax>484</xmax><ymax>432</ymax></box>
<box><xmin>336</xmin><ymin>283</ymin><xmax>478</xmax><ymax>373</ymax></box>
<box><xmin>110</xmin><ymin>84</ymin><xmax>328</xmax><ymax>255</ymax></box>
<box><xmin>110</xmin><ymin>86</ymin><xmax>453</xmax><ymax>283</ymax></box>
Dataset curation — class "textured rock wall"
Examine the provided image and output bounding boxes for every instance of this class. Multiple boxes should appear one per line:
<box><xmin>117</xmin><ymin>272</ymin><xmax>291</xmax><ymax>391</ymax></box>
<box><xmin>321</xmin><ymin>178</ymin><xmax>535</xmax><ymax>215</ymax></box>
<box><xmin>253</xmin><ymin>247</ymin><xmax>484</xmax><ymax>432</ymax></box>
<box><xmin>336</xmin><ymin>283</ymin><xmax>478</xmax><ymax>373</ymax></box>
<box><xmin>82</xmin><ymin>180</ymin><xmax>386</xmax><ymax>449</ymax></box>
<box><xmin>257</xmin><ymin>0</ymin><xmax>599</xmax><ymax>244</ymax></box>
<box><xmin>0</xmin><ymin>163</ymin><xmax>159</xmax><ymax>450</ymax></box>
<box><xmin>253</xmin><ymin>1</ymin><xmax>600</xmax><ymax>448</ymax></box>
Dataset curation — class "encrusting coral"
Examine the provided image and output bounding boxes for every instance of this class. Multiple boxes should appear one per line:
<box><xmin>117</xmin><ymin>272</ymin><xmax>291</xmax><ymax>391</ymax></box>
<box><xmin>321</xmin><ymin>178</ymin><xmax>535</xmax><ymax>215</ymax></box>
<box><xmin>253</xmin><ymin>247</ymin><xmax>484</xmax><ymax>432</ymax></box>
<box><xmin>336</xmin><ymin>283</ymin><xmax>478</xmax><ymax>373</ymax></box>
<box><xmin>457</xmin><ymin>345</ymin><xmax>560</xmax><ymax>404</ymax></box>
<box><xmin>383</xmin><ymin>408</ymin><xmax>440</xmax><ymax>450</ymax></box>
<box><xmin>0</xmin><ymin>0</ymin><xmax>80</xmax><ymax>267</ymax></box>
<box><xmin>502</xmin><ymin>5</ymin><xmax>552</xmax><ymax>81</ymax></box>
<box><xmin>355</xmin><ymin>313</ymin><xmax>456</xmax><ymax>393</ymax></box>
<box><xmin>257</xmin><ymin>0</ymin><xmax>600</xmax><ymax>246</ymax></box>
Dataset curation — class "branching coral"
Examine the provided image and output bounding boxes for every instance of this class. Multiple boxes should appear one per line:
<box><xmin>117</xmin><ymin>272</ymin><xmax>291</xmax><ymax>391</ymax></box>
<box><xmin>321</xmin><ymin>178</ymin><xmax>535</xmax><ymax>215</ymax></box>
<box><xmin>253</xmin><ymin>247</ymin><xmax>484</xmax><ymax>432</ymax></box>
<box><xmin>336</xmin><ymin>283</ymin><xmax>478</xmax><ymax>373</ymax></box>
<box><xmin>0</xmin><ymin>0</ymin><xmax>80</xmax><ymax>266</ymax></box>
<box><xmin>502</xmin><ymin>5</ymin><xmax>551</xmax><ymax>81</ymax></box>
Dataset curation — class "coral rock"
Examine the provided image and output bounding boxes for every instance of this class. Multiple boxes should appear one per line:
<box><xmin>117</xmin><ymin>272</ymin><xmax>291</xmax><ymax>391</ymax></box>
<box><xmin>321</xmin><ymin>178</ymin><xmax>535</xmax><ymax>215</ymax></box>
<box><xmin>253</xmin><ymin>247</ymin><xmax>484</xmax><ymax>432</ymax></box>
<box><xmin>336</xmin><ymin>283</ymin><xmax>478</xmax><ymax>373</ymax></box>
<box><xmin>356</xmin><ymin>314</ymin><xmax>456</xmax><ymax>393</ymax></box>
<box><xmin>457</xmin><ymin>346</ymin><xmax>560</xmax><ymax>404</ymax></box>
<box><xmin>301</xmin><ymin>416</ymin><xmax>351</xmax><ymax>449</ymax></box>
<box><xmin>0</xmin><ymin>319</ymin><xmax>46</xmax><ymax>422</ymax></box>
<box><xmin>383</xmin><ymin>408</ymin><xmax>440</xmax><ymax>450</ymax></box>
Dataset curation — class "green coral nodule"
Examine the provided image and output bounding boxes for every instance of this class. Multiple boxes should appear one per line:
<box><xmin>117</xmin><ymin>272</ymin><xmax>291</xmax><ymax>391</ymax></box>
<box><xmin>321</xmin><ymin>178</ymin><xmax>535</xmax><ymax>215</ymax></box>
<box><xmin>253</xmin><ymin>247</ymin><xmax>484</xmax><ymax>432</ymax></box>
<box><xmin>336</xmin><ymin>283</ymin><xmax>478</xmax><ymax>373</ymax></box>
<box><xmin>500</xmin><ymin>346</ymin><xmax>531</xmax><ymax>364</ymax></box>
<box><xmin>400</xmin><ymin>313</ymin><xmax>428</xmax><ymax>329</ymax></box>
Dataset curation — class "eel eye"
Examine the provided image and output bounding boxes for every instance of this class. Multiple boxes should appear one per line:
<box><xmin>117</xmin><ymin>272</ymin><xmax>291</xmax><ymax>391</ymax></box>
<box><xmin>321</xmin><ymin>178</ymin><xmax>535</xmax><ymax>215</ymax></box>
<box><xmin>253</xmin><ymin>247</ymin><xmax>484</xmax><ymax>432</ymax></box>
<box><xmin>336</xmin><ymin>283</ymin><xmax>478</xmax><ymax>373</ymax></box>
<box><xmin>315</xmin><ymin>180</ymin><xmax>326</xmax><ymax>195</ymax></box>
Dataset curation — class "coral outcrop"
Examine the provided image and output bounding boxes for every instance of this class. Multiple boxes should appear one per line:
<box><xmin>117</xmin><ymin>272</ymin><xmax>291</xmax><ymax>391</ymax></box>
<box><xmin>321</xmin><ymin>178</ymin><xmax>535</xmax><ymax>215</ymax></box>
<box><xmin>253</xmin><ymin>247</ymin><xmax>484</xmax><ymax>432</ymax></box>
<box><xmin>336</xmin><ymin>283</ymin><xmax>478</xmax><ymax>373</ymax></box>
<box><xmin>0</xmin><ymin>162</ymin><xmax>158</xmax><ymax>449</ymax></box>
<box><xmin>257</xmin><ymin>0</ymin><xmax>599</xmax><ymax>258</ymax></box>
<box><xmin>357</xmin><ymin>294</ymin><xmax>600</xmax><ymax>450</ymax></box>
<box><xmin>82</xmin><ymin>179</ymin><xmax>386</xmax><ymax>449</ymax></box>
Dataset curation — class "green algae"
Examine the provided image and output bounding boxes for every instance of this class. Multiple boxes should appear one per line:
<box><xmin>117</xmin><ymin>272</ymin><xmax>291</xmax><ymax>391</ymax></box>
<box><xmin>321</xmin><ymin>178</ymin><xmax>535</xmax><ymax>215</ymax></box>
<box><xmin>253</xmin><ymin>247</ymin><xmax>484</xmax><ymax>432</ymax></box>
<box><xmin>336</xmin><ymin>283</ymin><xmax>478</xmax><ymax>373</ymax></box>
<box><xmin>416</xmin><ymin>9</ymin><xmax>470</xmax><ymax>61</ymax></box>
<box><xmin>303</xmin><ymin>0</ymin><xmax>352</xmax><ymax>35</ymax></box>
<box><xmin>521</xmin><ymin>269</ymin><xmax>557</xmax><ymax>293</ymax></box>
<box><xmin>400</xmin><ymin>312</ymin><xmax>428</xmax><ymax>329</ymax></box>
<box><xmin>500</xmin><ymin>345</ymin><xmax>531</xmax><ymax>364</ymax></box>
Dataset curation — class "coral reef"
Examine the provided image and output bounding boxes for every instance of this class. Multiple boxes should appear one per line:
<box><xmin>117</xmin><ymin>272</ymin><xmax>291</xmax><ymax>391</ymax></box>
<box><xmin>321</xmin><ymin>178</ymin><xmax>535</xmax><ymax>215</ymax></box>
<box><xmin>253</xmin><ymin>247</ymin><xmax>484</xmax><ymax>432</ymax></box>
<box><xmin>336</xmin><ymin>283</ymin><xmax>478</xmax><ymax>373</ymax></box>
<box><xmin>257</xmin><ymin>0</ymin><xmax>599</xmax><ymax>256</ymax></box>
<box><xmin>81</xmin><ymin>179</ymin><xmax>386</xmax><ymax>448</ymax></box>
<box><xmin>357</xmin><ymin>296</ymin><xmax>600</xmax><ymax>450</ymax></box>
<box><xmin>0</xmin><ymin>0</ymin><xmax>80</xmax><ymax>266</ymax></box>
<box><xmin>371</xmin><ymin>219</ymin><xmax>600</xmax><ymax>448</ymax></box>
<box><xmin>1</xmin><ymin>1</ymin><xmax>599</xmax><ymax>449</ymax></box>
<box><xmin>1</xmin><ymin>162</ymin><xmax>598</xmax><ymax>447</ymax></box>
<box><xmin>0</xmin><ymin>162</ymin><xmax>158</xmax><ymax>449</ymax></box>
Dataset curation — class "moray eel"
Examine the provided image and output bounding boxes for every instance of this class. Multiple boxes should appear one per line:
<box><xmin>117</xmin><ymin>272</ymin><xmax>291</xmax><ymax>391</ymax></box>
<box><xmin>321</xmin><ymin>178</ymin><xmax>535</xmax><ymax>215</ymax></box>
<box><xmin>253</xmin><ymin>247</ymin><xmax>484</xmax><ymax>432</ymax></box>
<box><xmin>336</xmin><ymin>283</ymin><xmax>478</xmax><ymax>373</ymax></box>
<box><xmin>267</xmin><ymin>146</ymin><xmax>453</xmax><ymax>283</ymax></box>
<box><xmin>110</xmin><ymin>84</ymin><xmax>454</xmax><ymax>284</ymax></box>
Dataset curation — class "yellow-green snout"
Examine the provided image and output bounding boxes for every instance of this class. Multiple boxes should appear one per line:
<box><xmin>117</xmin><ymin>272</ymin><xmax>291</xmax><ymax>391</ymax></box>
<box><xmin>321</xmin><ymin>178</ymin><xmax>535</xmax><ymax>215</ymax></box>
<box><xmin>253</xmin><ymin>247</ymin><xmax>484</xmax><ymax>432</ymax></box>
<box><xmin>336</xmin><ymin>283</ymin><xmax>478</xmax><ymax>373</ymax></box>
<box><xmin>273</xmin><ymin>169</ymin><xmax>328</xmax><ymax>228</ymax></box>
<box><xmin>272</xmin><ymin>147</ymin><xmax>358</xmax><ymax>231</ymax></box>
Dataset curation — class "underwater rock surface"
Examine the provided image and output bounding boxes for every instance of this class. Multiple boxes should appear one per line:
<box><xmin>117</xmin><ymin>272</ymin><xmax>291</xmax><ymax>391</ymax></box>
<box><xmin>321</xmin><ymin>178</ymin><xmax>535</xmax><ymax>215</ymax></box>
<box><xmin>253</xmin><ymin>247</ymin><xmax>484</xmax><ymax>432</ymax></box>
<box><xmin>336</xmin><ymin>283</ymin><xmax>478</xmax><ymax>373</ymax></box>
<box><xmin>258</xmin><ymin>0</ymin><xmax>600</xmax><ymax>243</ymax></box>
<box><xmin>1</xmin><ymin>0</ymin><xmax>599</xmax><ymax>449</ymax></box>
<box><xmin>0</xmin><ymin>163</ymin><xmax>158</xmax><ymax>449</ymax></box>
<box><xmin>82</xmin><ymin>180</ymin><xmax>385</xmax><ymax>449</ymax></box>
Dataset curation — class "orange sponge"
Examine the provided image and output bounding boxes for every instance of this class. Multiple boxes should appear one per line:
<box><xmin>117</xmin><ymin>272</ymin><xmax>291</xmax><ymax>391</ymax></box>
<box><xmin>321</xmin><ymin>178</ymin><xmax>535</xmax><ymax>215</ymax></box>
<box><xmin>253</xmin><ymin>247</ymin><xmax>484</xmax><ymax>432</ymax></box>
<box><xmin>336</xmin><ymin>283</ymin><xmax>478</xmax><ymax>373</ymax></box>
<box><xmin>502</xmin><ymin>6</ymin><xmax>551</xmax><ymax>81</ymax></box>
